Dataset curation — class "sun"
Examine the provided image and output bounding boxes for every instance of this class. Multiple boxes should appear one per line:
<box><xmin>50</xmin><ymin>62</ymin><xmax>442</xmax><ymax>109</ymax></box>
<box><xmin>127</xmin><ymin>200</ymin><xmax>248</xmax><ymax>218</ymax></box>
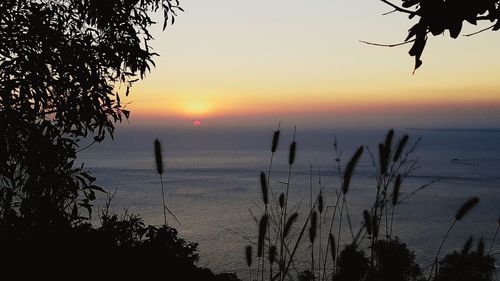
<box><xmin>183</xmin><ymin>101</ymin><xmax>212</xmax><ymax>116</ymax></box>
<box><xmin>193</xmin><ymin>120</ymin><xmax>201</xmax><ymax>126</ymax></box>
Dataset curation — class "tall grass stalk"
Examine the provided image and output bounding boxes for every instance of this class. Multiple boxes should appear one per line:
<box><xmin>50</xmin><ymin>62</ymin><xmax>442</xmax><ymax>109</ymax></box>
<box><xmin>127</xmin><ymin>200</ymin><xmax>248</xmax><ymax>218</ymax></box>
<box><xmin>247</xmin><ymin>129</ymin><xmax>438</xmax><ymax>281</ymax></box>
<box><xmin>319</xmin><ymin>146</ymin><xmax>363</xmax><ymax>281</ymax></box>
<box><xmin>258</xmin><ymin>171</ymin><xmax>268</xmax><ymax>281</ymax></box>
<box><xmin>337</xmin><ymin>146</ymin><xmax>363</xmax><ymax>261</ymax></box>
<box><xmin>310</xmin><ymin>211</ymin><xmax>318</xmax><ymax>277</ymax></box>
<box><xmin>246</xmin><ymin>245</ymin><xmax>253</xmax><ymax>281</ymax></box>
<box><xmin>317</xmin><ymin>187</ymin><xmax>324</xmax><ymax>279</ymax></box>
<box><xmin>154</xmin><ymin>139</ymin><xmax>168</xmax><ymax>226</ymax></box>
<box><xmin>262</xmin><ymin>122</ymin><xmax>281</xmax><ymax>281</ymax></box>
<box><xmin>488</xmin><ymin>217</ymin><xmax>500</xmax><ymax>255</ymax></box>
<box><xmin>428</xmin><ymin>197</ymin><xmax>479</xmax><ymax>281</ymax></box>
<box><xmin>389</xmin><ymin>174</ymin><xmax>402</xmax><ymax>238</ymax></box>
<box><xmin>255</xmin><ymin>123</ymin><xmax>280</xmax><ymax>281</ymax></box>
<box><xmin>154</xmin><ymin>139</ymin><xmax>180</xmax><ymax>227</ymax></box>
<box><xmin>279</xmin><ymin>126</ymin><xmax>296</xmax><ymax>281</ymax></box>
<box><xmin>282</xmin><ymin>192</ymin><xmax>323</xmax><ymax>281</ymax></box>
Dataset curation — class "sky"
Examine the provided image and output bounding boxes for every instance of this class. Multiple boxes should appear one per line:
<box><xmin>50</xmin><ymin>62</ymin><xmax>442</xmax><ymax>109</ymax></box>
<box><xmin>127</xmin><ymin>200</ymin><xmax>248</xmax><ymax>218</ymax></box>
<box><xmin>121</xmin><ymin>0</ymin><xmax>500</xmax><ymax>129</ymax></box>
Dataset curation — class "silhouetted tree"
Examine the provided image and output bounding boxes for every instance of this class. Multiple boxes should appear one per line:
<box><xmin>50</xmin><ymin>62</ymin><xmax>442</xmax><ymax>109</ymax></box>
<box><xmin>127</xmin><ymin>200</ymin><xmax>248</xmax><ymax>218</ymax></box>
<box><xmin>0</xmin><ymin>0</ymin><xmax>181</xmax><ymax>226</ymax></box>
<box><xmin>374</xmin><ymin>0</ymin><xmax>500</xmax><ymax>71</ymax></box>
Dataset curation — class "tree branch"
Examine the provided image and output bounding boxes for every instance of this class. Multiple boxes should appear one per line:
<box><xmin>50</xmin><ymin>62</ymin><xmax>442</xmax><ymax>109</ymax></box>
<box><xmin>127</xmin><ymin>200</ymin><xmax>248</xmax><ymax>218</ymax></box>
<box><xmin>379</xmin><ymin>0</ymin><xmax>417</xmax><ymax>15</ymax></box>
<box><xmin>359</xmin><ymin>39</ymin><xmax>416</xmax><ymax>48</ymax></box>
<box><xmin>382</xmin><ymin>9</ymin><xmax>398</xmax><ymax>16</ymax></box>
<box><xmin>463</xmin><ymin>24</ymin><xmax>495</xmax><ymax>37</ymax></box>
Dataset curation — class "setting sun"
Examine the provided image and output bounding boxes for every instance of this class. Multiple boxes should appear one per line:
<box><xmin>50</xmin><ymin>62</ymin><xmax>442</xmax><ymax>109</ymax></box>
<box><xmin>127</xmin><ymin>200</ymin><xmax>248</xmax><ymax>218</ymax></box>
<box><xmin>183</xmin><ymin>101</ymin><xmax>212</xmax><ymax>117</ymax></box>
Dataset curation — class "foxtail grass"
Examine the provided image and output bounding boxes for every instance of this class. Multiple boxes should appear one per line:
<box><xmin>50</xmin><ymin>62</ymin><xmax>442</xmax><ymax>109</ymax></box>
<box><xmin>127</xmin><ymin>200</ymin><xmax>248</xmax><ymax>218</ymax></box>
<box><xmin>279</xmin><ymin>126</ymin><xmax>296</xmax><ymax>281</ymax></box>
<box><xmin>258</xmin><ymin>214</ymin><xmax>269</xmax><ymax>258</ymax></box>
<box><xmin>393</xmin><ymin>134</ymin><xmax>409</xmax><ymax>162</ymax></box>
<box><xmin>389</xmin><ymin>174</ymin><xmax>402</xmax><ymax>237</ymax></box>
<box><xmin>154</xmin><ymin>139</ymin><xmax>167</xmax><ymax>226</ymax></box>
<box><xmin>283</xmin><ymin>213</ymin><xmax>298</xmax><ymax>238</ymax></box>
<box><xmin>244</xmin><ymin>128</ymin><xmax>453</xmax><ymax>281</ymax></box>
<box><xmin>154</xmin><ymin>139</ymin><xmax>179</xmax><ymax>227</ymax></box>
<box><xmin>260</xmin><ymin>172</ymin><xmax>269</xmax><ymax>205</ymax></box>
<box><xmin>428</xmin><ymin>197</ymin><xmax>479</xmax><ymax>281</ymax></box>
<box><xmin>310</xmin><ymin>211</ymin><xmax>318</xmax><ymax>276</ymax></box>
<box><xmin>246</xmin><ymin>245</ymin><xmax>253</xmax><ymax>281</ymax></box>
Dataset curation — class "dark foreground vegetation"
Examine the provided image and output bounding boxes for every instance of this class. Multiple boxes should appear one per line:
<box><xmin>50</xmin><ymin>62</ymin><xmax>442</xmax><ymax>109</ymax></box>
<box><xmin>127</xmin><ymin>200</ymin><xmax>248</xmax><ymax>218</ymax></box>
<box><xmin>1</xmin><ymin>217</ymin><xmax>238</xmax><ymax>280</ymax></box>
<box><xmin>0</xmin><ymin>0</ymin><xmax>498</xmax><ymax>280</ymax></box>
<box><xmin>0</xmin><ymin>1</ymin><xmax>236</xmax><ymax>280</ymax></box>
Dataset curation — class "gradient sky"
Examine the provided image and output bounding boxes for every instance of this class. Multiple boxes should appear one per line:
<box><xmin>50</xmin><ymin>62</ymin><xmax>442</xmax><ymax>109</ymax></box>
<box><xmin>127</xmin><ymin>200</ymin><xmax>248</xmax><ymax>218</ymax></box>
<box><xmin>122</xmin><ymin>0</ymin><xmax>500</xmax><ymax>129</ymax></box>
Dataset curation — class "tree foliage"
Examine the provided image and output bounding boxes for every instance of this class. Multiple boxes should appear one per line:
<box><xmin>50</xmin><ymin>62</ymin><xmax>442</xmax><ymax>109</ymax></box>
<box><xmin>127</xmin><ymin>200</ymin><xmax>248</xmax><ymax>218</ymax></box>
<box><xmin>379</xmin><ymin>0</ymin><xmax>500</xmax><ymax>71</ymax></box>
<box><xmin>0</xmin><ymin>0</ymin><xmax>181</xmax><ymax>226</ymax></box>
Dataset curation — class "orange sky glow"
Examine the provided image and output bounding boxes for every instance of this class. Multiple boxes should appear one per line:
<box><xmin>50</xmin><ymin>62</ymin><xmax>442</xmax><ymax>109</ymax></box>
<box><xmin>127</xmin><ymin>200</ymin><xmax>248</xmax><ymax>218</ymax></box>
<box><xmin>119</xmin><ymin>0</ymin><xmax>500</xmax><ymax>129</ymax></box>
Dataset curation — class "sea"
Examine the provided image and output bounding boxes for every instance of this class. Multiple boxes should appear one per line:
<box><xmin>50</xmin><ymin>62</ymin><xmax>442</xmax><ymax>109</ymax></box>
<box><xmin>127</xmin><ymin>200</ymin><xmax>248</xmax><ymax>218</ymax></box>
<box><xmin>78</xmin><ymin>127</ymin><xmax>500</xmax><ymax>276</ymax></box>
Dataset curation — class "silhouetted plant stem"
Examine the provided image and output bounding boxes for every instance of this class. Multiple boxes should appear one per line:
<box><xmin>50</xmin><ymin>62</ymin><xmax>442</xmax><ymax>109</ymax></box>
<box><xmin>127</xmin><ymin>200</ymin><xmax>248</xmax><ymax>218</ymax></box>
<box><xmin>263</xmin><ymin>123</ymin><xmax>280</xmax><ymax>281</ymax></box>
<box><xmin>429</xmin><ymin>197</ymin><xmax>479</xmax><ymax>280</ymax></box>
<box><xmin>155</xmin><ymin>139</ymin><xmax>168</xmax><ymax>226</ymax></box>
<box><xmin>246</xmin><ymin>246</ymin><xmax>253</xmax><ymax>281</ymax></box>
<box><xmin>389</xmin><ymin>175</ymin><xmax>402</xmax><ymax>238</ymax></box>
<box><xmin>342</xmin><ymin>196</ymin><xmax>355</xmax><ymax>241</ymax></box>
<box><xmin>280</xmin><ymin>126</ymin><xmax>296</xmax><ymax>281</ymax></box>
<box><xmin>320</xmin><ymin>135</ymin><xmax>342</xmax><ymax>280</ymax></box>
<box><xmin>308</xmin><ymin>166</ymin><xmax>315</xmax><ymax>278</ymax></box>
<box><xmin>258</xmin><ymin>172</ymin><xmax>269</xmax><ymax>281</ymax></box>
<box><xmin>336</xmin><ymin>197</ymin><xmax>345</xmax><ymax>263</ymax></box>
<box><xmin>488</xmin><ymin>219</ymin><xmax>499</xmax><ymax>255</ymax></box>
<box><xmin>428</xmin><ymin>220</ymin><xmax>456</xmax><ymax>281</ymax></box>
<box><xmin>160</xmin><ymin>176</ymin><xmax>168</xmax><ymax>226</ymax></box>
<box><xmin>389</xmin><ymin>203</ymin><xmax>395</xmax><ymax>238</ymax></box>
<box><xmin>318</xmin><ymin>177</ymin><xmax>324</xmax><ymax>280</ymax></box>
<box><xmin>321</xmin><ymin>188</ymin><xmax>343</xmax><ymax>280</ymax></box>
<box><xmin>279</xmin><ymin>195</ymin><xmax>320</xmax><ymax>281</ymax></box>
<box><xmin>321</xmin><ymin>138</ymin><xmax>343</xmax><ymax>281</ymax></box>
<box><xmin>311</xmin><ymin>233</ymin><xmax>315</xmax><ymax>278</ymax></box>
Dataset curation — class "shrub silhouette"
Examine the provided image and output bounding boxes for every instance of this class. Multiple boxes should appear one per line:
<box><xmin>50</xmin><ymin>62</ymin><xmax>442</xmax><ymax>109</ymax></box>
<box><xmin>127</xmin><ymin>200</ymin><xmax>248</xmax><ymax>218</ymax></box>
<box><xmin>0</xmin><ymin>209</ymin><xmax>240</xmax><ymax>281</ymax></box>
<box><xmin>368</xmin><ymin>239</ymin><xmax>424</xmax><ymax>281</ymax></box>
<box><xmin>435</xmin><ymin>237</ymin><xmax>496</xmax><ymax>281</ymax></box>
<box><xmin>334</xmin><ymin>244</ymin><xmax>369</xmax><ymax>281</ymax></box>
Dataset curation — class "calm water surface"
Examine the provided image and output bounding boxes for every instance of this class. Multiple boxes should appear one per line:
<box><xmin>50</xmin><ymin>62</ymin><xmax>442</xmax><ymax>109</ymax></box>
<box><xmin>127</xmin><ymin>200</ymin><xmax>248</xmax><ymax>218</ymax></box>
<box><xmin>78</xmin><ymin>127</ymin><xmax>500</xmax><ymax>275</ymax></box>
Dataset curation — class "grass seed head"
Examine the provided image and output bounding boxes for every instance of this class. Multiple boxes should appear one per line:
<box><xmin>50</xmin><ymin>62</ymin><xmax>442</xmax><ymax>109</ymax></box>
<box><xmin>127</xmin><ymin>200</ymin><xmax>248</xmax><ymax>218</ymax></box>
<box><xmin>154</xmin><ymin>139</ymin><xmax>163</xmax><ymax>175</ymax></box>
<box><xmin>258</xmin><ymin>214</ymin><xmax>269</xmax><ymax>257</ymax></box>
<box><xmin>393</xmin><ymin>135</ymin><xmax>409</xmax><ymax>162</ymax></box>
<box><xmin>309</xmin><ymin>211</ymin><xmax>317</xmax><ymax>244</ymax></box>
<box><xmin>272</xmin><ymin>130</ymin><xmax>280</xmax><ymax>153</ymax></box>
<box><xmin>260</xmin><ymin>172</ymin><xmax>268</xmax><ymax>205</ymax></box>
<box><xmin>392</xmin><ymin>174</ymin><xmax>402</xmax><ymax>205</ymax></box>
<box><xmin>289</xmin><ymin>141</ymin><xmax>296</xmax><ymax>165</ymax></box>
<box><xmin>363</xmin><ymin>210</ymin><xmax>372</xmax><ymax>235</ymax></box>
<box><xmin>245</xmin><ymin>245</ymin><xmax>253</xmax><ymax>267</ymax></box>
<box><xmin>284</xmin><ymin>213</ymin><xmax>299</xmax><ymax>238</ymax></box>
<box><xmin>342</xmin><ymin>146</ymin><xmax>364</xmax><ymax>194</ymax></box>
<box><xmin>455</xmin><ymin>197</ymin><xmax>479</xmax><ymax>221</ymax></box>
